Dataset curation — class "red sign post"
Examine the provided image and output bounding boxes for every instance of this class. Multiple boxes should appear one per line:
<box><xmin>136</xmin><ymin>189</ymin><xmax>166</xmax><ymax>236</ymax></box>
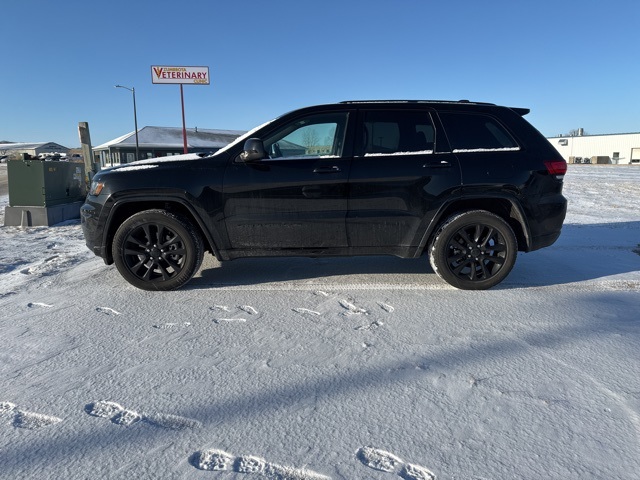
<box><xmin>151</xmin><ymin>66</ymin><xmax>210</xmax><ymax>154</ymax></box>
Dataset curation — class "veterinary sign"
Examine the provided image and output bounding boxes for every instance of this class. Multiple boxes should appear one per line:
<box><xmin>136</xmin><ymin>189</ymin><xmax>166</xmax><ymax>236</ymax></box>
<box><xmin>151</xmin><ymin>66</ymin><xmax>210</xmax><ymax>85</ymax></box>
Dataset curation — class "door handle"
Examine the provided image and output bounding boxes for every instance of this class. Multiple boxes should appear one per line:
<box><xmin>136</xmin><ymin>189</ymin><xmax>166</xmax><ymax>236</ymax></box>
<box><xmin>313</xmin><ymin>166</ymin><xmax>341</xmax><ymax>174</ymax></box>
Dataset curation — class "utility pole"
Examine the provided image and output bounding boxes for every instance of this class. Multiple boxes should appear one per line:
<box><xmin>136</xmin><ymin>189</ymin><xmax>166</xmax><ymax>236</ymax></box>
<box><xmin>78</xmin><ymin>121</ymin><xmax>95</xmax><ymax>186</ymax></box>
<box><xmin>115</xmin><ymin>85</ymin><xmax>140</xmax><ymax>161</ymax></box>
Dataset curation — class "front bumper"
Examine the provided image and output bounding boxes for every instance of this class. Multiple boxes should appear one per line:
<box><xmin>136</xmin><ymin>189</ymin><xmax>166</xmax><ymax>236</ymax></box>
<box><xmin>80</xmin><ymin>200</ymin><xmax>109</xmax><ymax>261</ymax></box>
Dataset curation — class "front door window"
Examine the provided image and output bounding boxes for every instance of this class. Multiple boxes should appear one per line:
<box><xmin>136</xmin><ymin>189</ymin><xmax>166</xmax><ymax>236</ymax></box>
<box><xmin>263</xmin><ymin>113</ymin><xmax>348</xmax><ymax>160</ymax></box>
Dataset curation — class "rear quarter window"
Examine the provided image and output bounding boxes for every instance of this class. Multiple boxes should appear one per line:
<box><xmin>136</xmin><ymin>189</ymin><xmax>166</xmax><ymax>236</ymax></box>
<box><xmin>439</xmin><ymin>112</ymin><xmax>519</xmax><ymax>152</ymax></box>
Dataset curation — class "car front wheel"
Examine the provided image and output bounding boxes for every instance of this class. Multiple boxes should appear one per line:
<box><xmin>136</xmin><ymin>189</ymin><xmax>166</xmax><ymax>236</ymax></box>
<box><xmin>112</xmin><ymin>209</ymin><xmax>204</xmax><ymax>291</ymax></box>
<box><xmin>429</xmin><ymin>210</ymin><xmax>517</xmax><ymax>290</ymax></box>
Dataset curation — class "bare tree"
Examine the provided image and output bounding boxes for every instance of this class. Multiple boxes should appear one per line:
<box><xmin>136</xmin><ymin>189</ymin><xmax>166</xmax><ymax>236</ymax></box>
<box><xmin>567</xmin><ymin>128</ymin><xmax>588</xmax><ymax>137</ymax></box>
<box><xmin>302</xmin><ymin>128</ymin><xmax>319</xmax><ymax>148</ymax></box>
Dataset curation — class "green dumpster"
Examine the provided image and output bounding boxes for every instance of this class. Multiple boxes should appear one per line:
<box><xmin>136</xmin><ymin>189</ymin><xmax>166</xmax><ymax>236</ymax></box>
<box><xmin>8</xmin><ymin>159</ymin><xmax>86</xmax><ymax>207</ymax></box>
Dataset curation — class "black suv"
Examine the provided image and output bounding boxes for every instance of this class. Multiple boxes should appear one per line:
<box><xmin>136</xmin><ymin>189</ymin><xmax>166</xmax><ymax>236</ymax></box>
<box><xmin>81</xmin><ymin>100</ymin><xmax>567</xmax><ymax>291</ymax></box>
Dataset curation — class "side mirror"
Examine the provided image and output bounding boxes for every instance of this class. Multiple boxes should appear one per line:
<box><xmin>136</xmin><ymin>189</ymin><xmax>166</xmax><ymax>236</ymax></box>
<box><xmin>240</xmin><ymin>138</ymin><xmax>266</xmax><ymax>162</ymax></box>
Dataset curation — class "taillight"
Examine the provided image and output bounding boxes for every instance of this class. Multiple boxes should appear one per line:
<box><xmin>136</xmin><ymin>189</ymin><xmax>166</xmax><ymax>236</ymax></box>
<box><xmin>544</xmin><ymin>160</ymin><xmax>567</xmax><ymax>176</ymax></box>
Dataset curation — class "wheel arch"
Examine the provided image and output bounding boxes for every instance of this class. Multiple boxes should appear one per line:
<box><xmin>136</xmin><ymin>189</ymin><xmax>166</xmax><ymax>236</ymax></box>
<box><xmin>421</xmin><ymin>196</ymin><xmax>531</xmax><ymax>254</ymax></box>
<box><xmin>102</xmin><ymin>196</ymin><xmax>221</xmax><ymax>264</ymax></box>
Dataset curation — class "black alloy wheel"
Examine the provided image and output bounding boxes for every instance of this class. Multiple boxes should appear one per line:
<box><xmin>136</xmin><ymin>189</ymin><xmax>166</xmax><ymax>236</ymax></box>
<box><xmin>429</xmin><ymin>210</ymin><xmax>517</xmax><ymax>290</ymax></box>
<box><xmin>112</xmin><ymin>210</ymin><xmax>204</xmax><ymax>291</ymax></box>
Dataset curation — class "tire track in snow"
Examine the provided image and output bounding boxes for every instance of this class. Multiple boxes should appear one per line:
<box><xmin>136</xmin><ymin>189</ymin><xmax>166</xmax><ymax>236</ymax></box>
<box><xmin>195</xmin><ymin>283</ymin><xmax>449</xmax><ymax>291</ymax></box>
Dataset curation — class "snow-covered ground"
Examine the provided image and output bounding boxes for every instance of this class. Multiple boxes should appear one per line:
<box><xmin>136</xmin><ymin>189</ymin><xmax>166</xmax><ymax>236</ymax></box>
<box><xmin>1</xmin><ymin>164</ymin><xmax>639</xmax><ymax>480</ymax></box>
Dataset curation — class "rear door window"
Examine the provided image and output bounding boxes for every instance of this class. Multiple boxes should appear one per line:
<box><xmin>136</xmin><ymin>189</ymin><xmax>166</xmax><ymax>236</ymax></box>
<box><xmin>439</xmin><ymin>112</ymin><xmax>519</xmax><ymax>152</ymax></box>
<box><xmin>359</xmin><ymin>110</ymin><xmax>435</xmax><ymax>156</ymax></box>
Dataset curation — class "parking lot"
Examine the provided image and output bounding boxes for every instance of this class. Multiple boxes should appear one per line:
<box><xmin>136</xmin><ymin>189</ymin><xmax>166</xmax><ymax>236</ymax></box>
<box><xmin>1</xmin><ymin>165</ymin><xmax>639</xmax><ymax>479</ymax></box>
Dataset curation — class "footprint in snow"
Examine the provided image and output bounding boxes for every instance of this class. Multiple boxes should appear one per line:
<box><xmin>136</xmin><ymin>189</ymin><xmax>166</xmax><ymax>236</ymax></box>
<box><xmin>85</xmin><ymin>400</ymin><xmax>200</xmax><ymax>429</ymax></box>
<box><xmin>355</xmin><ymin>320</ymin><xmax>384</xmax><ymax>331</ymax></box>
<box><xmin>213</xmin><ymin>318</ymin><xmax>247</xmax><ymax>324</ymax></box>
<box><xmin>239</xmin><ymin>305</ymin><xmax>258</xmax><ymax>315</ymax></box>
<box><xmin>27</xmin><ymin>302</ymin><xmax>54</xmax><ymax>308</ymax></box>
<box><xmin>191</xmin><ymin>448</ymin><xmax>330</xmax><ymax>479</ymax></box>
<box><xmin>211</xmin><ymin>305</ymin><xmax>232</xmax><ymax>312</ymax></box>
<box><xmin>339</xmin><ymin>300</ymin><xmax>368</xmax><ymax>316</ymax></box>
<box><xmin>293</xmin><ymin>308</ymin><xmax>322</xmax><ymax>316</ymax></box>
<box><xmin>210</xmin><ymin>305</ymin><xmax>257</xmax><ymax>323</ymax></box>
<box><xmin>0</xmin><ymin>401</ymin><xmax>62</xmax><ymax>430</ymax></box>
<box><xmin>377</xmin><ymin>302</ymin><xmax>395</xmax><ymax>313</ymax></box>
<box><xmin>96</xmin><ymin>307</ymin><xmax>121</xmax><ymax>316</ymax></box>
<box><xmin>153</xmin><ymin>322</ymin><xmax>192</xmax><ymax>329</ymax></box>
<box><xmin>357</xmin><ymin>446</ymin><xmax>435</xmax><ymax>480</ymax></box>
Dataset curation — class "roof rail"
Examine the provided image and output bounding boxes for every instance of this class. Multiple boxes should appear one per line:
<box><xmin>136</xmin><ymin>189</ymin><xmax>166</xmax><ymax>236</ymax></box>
<box><xmin>339</xmin><ymin>99</ymin><xmax>497</xmax><ymax>106</ymax></box>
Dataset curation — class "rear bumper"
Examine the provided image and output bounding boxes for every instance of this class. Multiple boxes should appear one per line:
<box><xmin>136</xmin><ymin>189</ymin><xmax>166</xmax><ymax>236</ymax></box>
<box><xmin>526</xmin><ymin>194</ymin><xmax>567</xmax><ymax>251</ymax></box>
<box><xmin>530</xmin><ymin>230</ymin><xmax>562</xmax><ymax>251</ymax></box>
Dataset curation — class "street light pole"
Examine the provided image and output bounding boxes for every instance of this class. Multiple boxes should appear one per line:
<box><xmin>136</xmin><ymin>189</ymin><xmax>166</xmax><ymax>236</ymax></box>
<box><xmin>115</xmin><ymin>85</ymin><xmax>140</xmax><ymax>161</ymax></box>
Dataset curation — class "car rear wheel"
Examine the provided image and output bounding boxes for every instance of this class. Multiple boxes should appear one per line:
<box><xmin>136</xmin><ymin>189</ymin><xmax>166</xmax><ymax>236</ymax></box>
<box><xmin>429</xmin><ymin>210</ymin><xmax>517</xmax><ymax>290</ymax></box>
<box><xmin>112</xmin><ymin>209</ymin><xmax>204</xmax><ymax>291</ymax></box>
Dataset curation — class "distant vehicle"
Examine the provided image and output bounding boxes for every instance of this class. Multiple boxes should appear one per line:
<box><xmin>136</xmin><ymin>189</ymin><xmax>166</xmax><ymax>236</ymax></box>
<box><xmin>39</xmin><ymin>153</ymin><xmax>60</xmax><ymax>160</ymax></box>
<box><xmin>82</xmin><ymin>100</ymin><xmax>568</xmax><ymax>291</ymax></box>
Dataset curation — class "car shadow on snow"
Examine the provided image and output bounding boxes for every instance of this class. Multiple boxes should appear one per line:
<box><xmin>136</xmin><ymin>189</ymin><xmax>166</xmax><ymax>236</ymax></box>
<box><xmin>507</xmin><ymin>221</ymin><xmax>640</xmax><ymax>288</ymax></box>
<box><xmin>191</xmin><ymin>221</ymin><xmax>640</xmax><ymax>290</ymax></box>
<box><xmin>193</xmin><ymin>254</ymin><xmax>431</xmax><ymax>289</ymax></box>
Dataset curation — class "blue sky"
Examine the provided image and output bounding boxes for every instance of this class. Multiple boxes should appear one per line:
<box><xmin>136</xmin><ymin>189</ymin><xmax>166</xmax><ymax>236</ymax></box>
<box><xmin>1</xmin><ymin>0</ymin><xmax>639</xmax><ymax>148</ymax></box>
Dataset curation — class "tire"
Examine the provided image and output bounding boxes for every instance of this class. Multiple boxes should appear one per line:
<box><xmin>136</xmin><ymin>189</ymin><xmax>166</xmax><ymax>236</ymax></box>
<box><xmin>112</xmin><ymin>209</ymin><xmax>204</xmax><ymax>291</ymax></box>
<box><xmin>429</xmin><ymin>210</ymin><xmax>517</xmax><ymax>290</ymax></box>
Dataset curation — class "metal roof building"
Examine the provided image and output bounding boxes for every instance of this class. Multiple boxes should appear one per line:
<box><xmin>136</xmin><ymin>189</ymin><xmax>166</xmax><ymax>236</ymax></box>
<box><xmin>93</xmin><ymin>126</ymin><xmax>245</xmax><ymax>167</ymax></box>
<box><xmin>547</xmin><ymin>132</ymin><xmax>640</xmax><ymax>165</ymax></box>
<box><xmin>0</xmin><ymin>142</ymin><xmax>70</xmax><ymax>159</ymax></box>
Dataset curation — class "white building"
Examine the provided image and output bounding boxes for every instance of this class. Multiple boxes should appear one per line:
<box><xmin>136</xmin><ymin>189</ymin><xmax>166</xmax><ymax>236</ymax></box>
<box><xmin>547</xmin><ymin>131</ymin><xmax>640</xmax><ymax>165</ymax></box>
<box><xmin>93</xmin><ymin>126</ymin><xmax>244</xmax><ymax>168</ymax></box>
<box><xmin>0</xmin><ymin>142</ymin><xmax>70</xmax><ymax>159</ymax></box>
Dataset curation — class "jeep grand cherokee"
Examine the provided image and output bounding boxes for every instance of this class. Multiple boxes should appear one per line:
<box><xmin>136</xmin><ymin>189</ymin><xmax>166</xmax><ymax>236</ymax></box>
<box><xmin>81</xmin><ymin>100</ymin><xmax>567</xmax><ymax>290</ymax></box>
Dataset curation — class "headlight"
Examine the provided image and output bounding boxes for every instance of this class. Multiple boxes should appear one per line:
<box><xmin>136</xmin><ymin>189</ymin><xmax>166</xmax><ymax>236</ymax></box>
<box><xmin>89</xmin><ymin>181</ymin><xmax>105</xmax><ymax>196</ymax></box>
